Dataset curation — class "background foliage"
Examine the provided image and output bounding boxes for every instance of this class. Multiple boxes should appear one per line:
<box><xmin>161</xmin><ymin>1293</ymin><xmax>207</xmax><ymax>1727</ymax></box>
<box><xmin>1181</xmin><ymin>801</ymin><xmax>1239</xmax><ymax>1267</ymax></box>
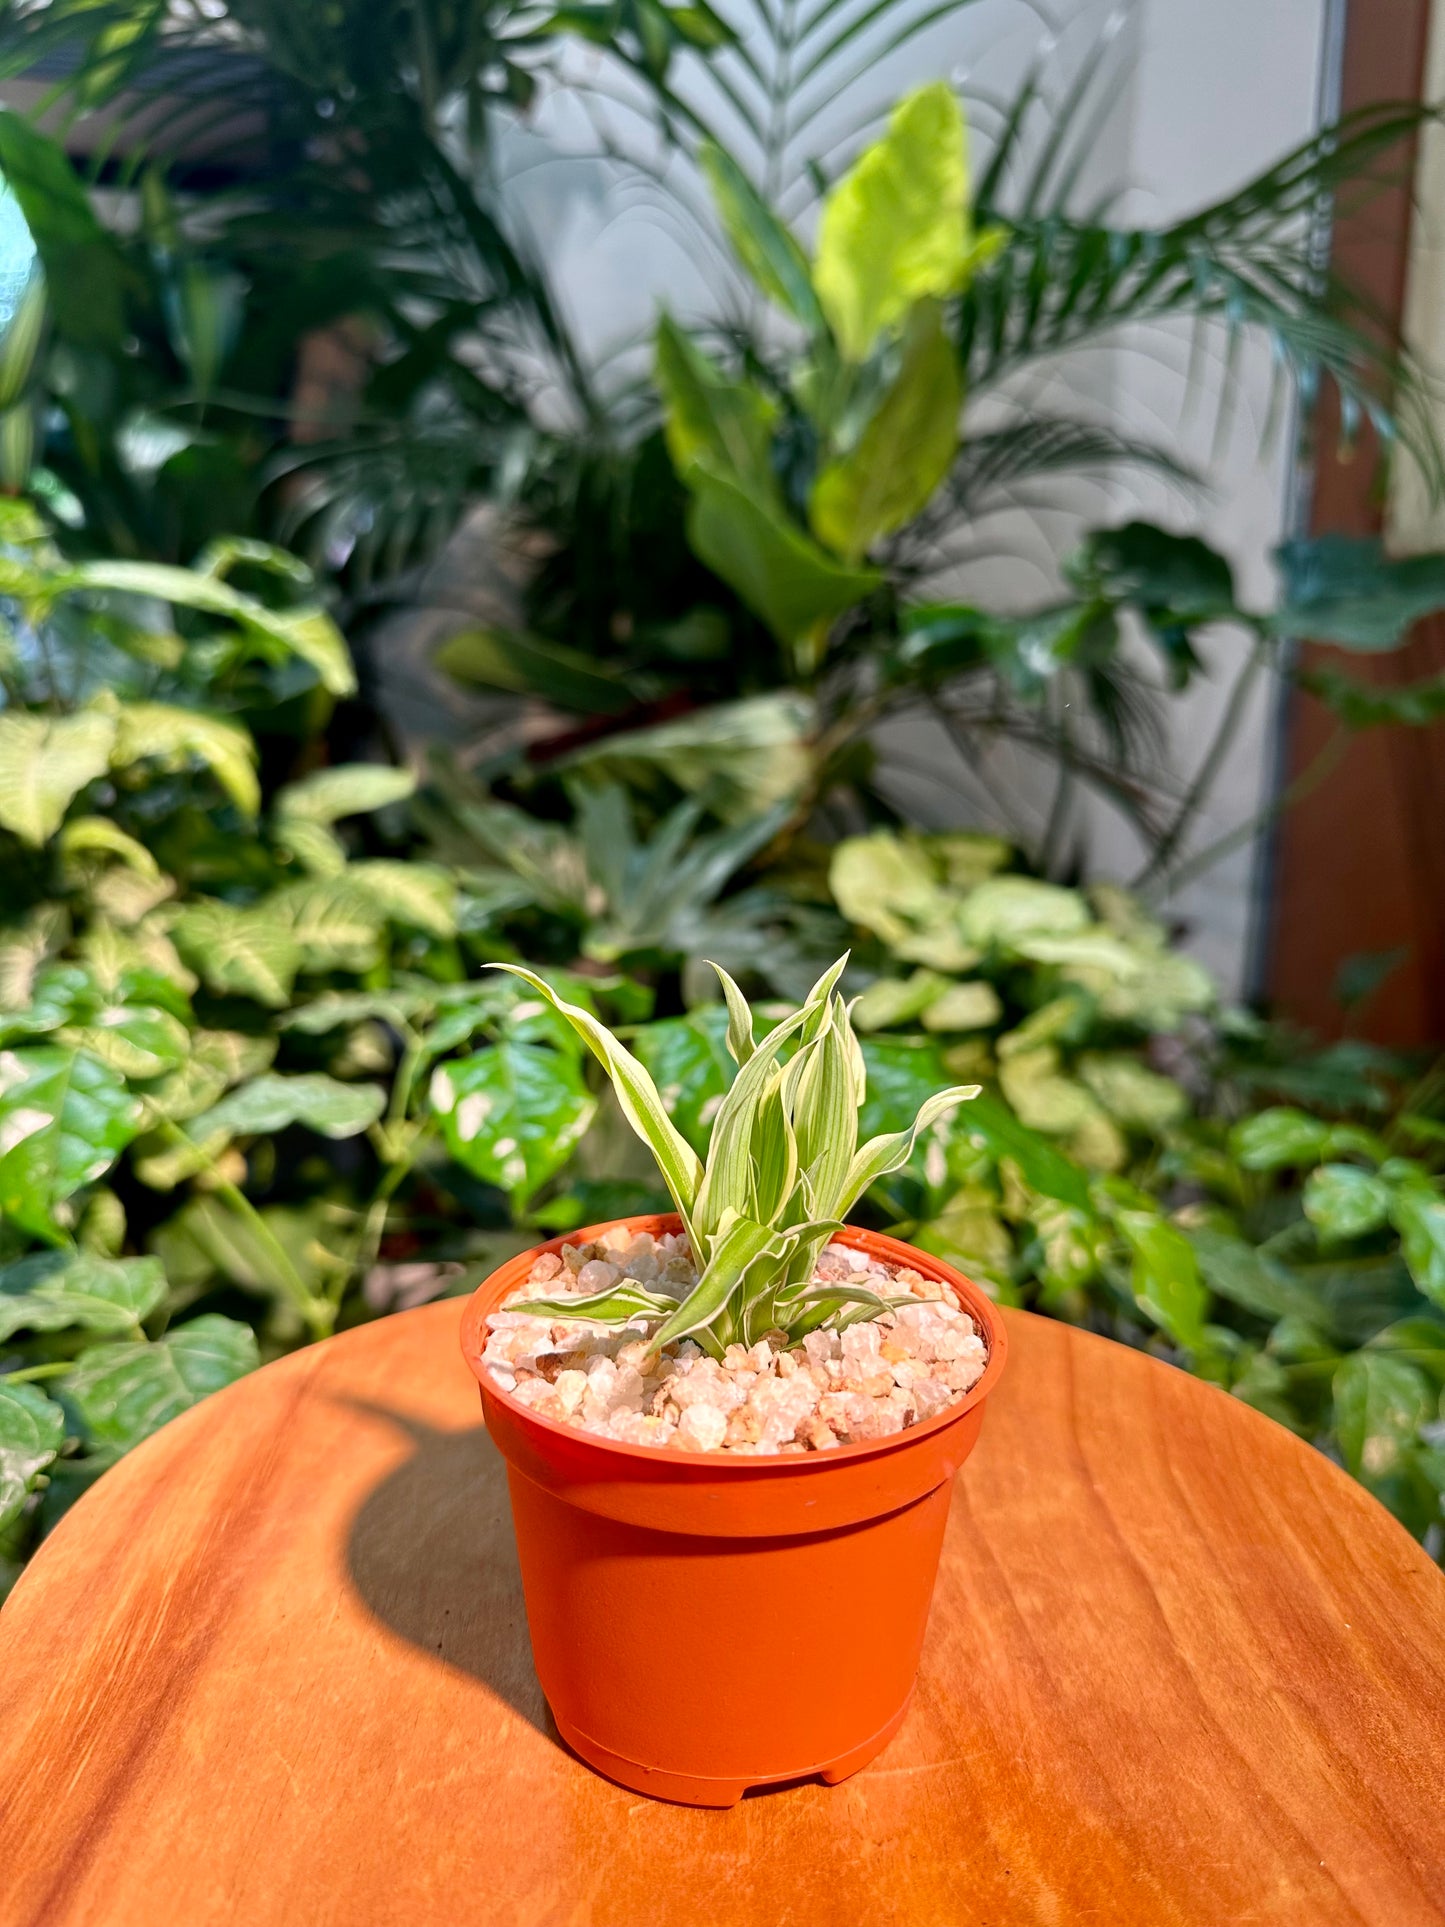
<box><xmin>0</xmin><ymin>1</ymin><xmax>1444</xmax><ymax>1590</ymax></box>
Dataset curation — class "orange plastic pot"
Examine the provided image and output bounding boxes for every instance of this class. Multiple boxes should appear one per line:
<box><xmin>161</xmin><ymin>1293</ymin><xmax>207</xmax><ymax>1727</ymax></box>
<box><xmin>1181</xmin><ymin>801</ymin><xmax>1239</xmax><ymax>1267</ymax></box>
<box><xmin>459</xmin><ymin>1214</ymin><xmax>1007</xmax><ymax>1807</ymax></box>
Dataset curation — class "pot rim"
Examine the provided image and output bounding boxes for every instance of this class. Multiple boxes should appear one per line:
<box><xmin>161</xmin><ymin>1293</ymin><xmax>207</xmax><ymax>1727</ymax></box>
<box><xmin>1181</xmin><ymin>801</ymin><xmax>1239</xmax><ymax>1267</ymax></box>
<box><xmin>459</xmin><ymin>1214</ymin><xmax>1008</xmax><ymax>1473</ymax></box>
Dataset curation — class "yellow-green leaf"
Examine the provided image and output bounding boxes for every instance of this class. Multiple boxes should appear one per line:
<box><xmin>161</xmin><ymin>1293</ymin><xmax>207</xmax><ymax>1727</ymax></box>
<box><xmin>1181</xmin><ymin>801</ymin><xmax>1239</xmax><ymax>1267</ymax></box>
<box><xmin>814</xmin><ymin>83</ymin><xmax>994</xmax><ymax>362</ymax></box>
<box><xmin>809</xmin><ymin>301</ymin><xmax>961</xmax><ymax>560</ymax></box>
<box><xmin>0</xmin><ymin>710</ymin><xmax>116</xmax><ymax>844</ymax></box>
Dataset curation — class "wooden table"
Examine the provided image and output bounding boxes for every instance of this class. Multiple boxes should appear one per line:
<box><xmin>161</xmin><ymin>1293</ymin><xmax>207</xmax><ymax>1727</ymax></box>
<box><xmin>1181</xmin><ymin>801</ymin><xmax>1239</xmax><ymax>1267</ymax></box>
<box><xmin>1</xmin><ymin>1303</ymin><xmax>1443</xmax><ymax>1927</ymax></box>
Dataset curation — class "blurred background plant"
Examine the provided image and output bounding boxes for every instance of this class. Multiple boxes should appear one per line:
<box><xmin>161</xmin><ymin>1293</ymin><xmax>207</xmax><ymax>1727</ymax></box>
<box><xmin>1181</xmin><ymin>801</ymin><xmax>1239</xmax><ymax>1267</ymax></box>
<box><xmin>0</xmin><ymin>0</ymin><xmax>1443</xmax><ymax>1584</ymax></box>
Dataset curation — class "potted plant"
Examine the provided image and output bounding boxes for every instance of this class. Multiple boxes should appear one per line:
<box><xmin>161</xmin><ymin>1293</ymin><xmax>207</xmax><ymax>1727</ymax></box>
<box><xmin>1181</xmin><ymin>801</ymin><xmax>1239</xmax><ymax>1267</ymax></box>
<box><xmin>459</xmin><ymin>955</ymin><xmax>1008</xmax><ymax>1805</ymax></box>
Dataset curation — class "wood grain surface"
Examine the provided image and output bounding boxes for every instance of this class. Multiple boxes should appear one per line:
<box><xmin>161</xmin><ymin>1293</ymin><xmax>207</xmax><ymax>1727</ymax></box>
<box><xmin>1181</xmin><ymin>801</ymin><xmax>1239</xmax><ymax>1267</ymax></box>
<box><xmin>1</xmin><ymin>1303</ymin><xmax>1442</xmax><ymax>1927</ymax></box>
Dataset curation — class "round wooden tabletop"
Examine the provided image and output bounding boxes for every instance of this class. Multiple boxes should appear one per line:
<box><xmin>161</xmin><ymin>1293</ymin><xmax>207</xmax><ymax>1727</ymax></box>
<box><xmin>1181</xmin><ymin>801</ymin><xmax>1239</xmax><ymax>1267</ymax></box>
<box><xmin>1</xmin><ymin>1302</ymin><xmax>1442</xmax><ymax>1927</ymax></box>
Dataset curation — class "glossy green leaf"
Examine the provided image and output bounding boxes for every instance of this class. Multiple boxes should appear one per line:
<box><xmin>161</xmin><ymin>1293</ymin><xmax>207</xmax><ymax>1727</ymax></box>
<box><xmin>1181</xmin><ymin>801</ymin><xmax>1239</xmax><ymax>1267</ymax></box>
<box><xmin>110</xmin><ymin>702</ymin><xmax>260</xmax><ymax>815</ymax></box>
<box><xmin>274</xmin><ymin>878</ymin><xmax>383</xmax><ymax>973</ymax></box>
<box><xmin>656</xmin><ymin>314</ymin><xmax>777</xmax><ymax>493</ymax></box>
<box><xmin>810</xmin><ymin>302</ymin><xmax>961</xmax><ymax>562</ymax></box>
<box><xmin>1303</xmin><ymin>1163</ymin><xmax>1392</xmax><ymax>1243</ymax></box>
<box><xmin>1230</xmin><ymin>1107</ymin><xmax>1332</xmax><ymax>1171</ymax></box>
<box><xmin>61</xmin><ymin>1314</ymin><xmax>259</xmax><ymax>1453</ymax></box>
<box><xmin>169</xmin><ymin>901</ymin><xmax>301</xmax><ymax>1008</ymax></box>
<box><xmin>150</xmin><ymin>1197</ymin><xmax>345</xmax><ymax>1304</ymax></box>
<box><xmin>1390</xmin><ymin>1187</ymin><xmax>1445</xmax><ymax>1309</ymax></box>
<box><xmin>0</xmin><ymin>710</ymin><xmax>116</xmax><ymax>845</ymax></box>
<box><xmin>344</xmin><ymin>860</ymin><xmax>457</xmax><ymax>938</ymax></box>
<box><xmin>0</xmin><ymin>1250</ymin><xmax>165</xmax><ymax>1341</ymax></box>
<box><xmin>648</xmin><ymin>1213</ymin><xmax>780</xmax><ymax>1351</ymax></box>
<box><xmin>1187</xmin><ymin>1226</ymin><xmax>1325</xmax><ymax>1325</ymax></box>
<box><xmin>429</xmin><ymin>1041</ymin><xmax>595</xmax><ymax>1206</ymax></box>
<box><xmin>1273</xmin><ymin>536</ymin><xmax>1445</xmax><ymax>649</ymax></box>
<box><xmin>0</xmin><ymin>1382</ymin><xmax>65</xmax><ymax>1532</ymax></box>
<box><xmin>1332</xmin><ymin>1351</ymin><xmax>1434</xmax><ymax>1484</ymax></box>
<box><xmin>814</xmin><ymin>82</ymin><xmax>994</xmax><ymax>361</ymax></box>
<box><xmin>67</xmin><ymin>1002</ymin><xmax>190</xmax><ymax>1080</ymax></box>
<box><xmin>685</xmin><ymin>464</ymin><xmax>881</xmax><ymax>667</ymax></box>
<box><xmin>190</xmin><ymin>1073</ymin><xmax>385</xmax><ymax>1143</ymax></box>
<box><xmin>1116</xmin><ymin>1211</ymin><xmax>1207</xmax><ymax>1349</ymax></box>
<box><xmin>273</xmin><ymin>764</ymin><xmax>415</xmax><ymax>822</ymax></box>
<box><xmin>0</xmin><ymin>1046</ymin><xmax>141</xmax><ymax>1239</ymax></box>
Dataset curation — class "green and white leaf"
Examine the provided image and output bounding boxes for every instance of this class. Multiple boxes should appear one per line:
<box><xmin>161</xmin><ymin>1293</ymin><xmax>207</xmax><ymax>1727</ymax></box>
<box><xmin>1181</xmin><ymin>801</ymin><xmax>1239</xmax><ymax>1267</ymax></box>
<box><xmin>110</xmin><ymin>703</ymin><xmax>259</xmax><ymax>815</ymax></box>
<box><xmin>0</xmin><ymin>710</ymin><xmax>115</xmax><ymax>844</ymax></box>
<box><xmin>430</xmin><ymin>1040</ymin><xmax>596</xmax><ymax>1206</ymax></box>
<box><xmin>0</xmin><ymin>1045</ymin><xmax>142</xmax><ymax>1239</ymax></box>
<box><xmin>0</xmin><ymin>1382</ymin><xmax>65</xmax><ymax>1531</ymax></box>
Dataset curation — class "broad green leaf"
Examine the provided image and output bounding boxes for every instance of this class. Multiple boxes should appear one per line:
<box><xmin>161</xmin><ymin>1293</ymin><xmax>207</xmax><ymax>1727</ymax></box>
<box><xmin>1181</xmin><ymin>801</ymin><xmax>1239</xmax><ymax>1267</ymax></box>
<box><xmin>685</xmin><ymin>464</ymin><xmax>881</xmax><ymax>668</ymax></box>
<box><xmin>275</xmin><ymin>818</ymin><xmax>346</xmax><ymax>876</ymax></box>
<box><xmin>1115</xmin><ymin>1211</ymin><xmax>1207</xmax><ymax>1349</ymax></box>
<box><xmin>0</xmin><ymin>1382</ymin><xmax>64</xmax><ymax>1532</ymax></box>
<box><xmin>189</xmin><ymin>1073</ymin><xmax>385</xmax><ymax>1143</ymax></box>
<box><xmin>61</xmin><ymin>561</ymin><xmax>355</xmax><ymax>695</ymax></box>
<box><xmin>1332</xmin><ymin>1351</ymin><xmax>1434</xmax><ymax>1484</ymax></box>
<box><xmin>920</xmin><ymin>979</ymin><xmax>1003</xmax><ymax>1033</ymax></box>
<box><xmin>274</xmin><ymin>878</ymin><xmax>383</xmax><ymax>972</ymax></box>
<box><xmin>1187</xmin><ymin>1226</ymin><xmax>1326</xmax><ymax>1325</ymax></box>
<box><xmin>656</xmin><ymin>315</ymin><xmax>778</xmax><ymax>493</ymax></box>
<box><xmin>488</xmin><ymin>965</ymin><xmax>702</xmax><ymax>1233</ymax></box>
<box><xmin>0</xmin><ymin>1250</ymin><xmax>165</xmax><ymax>1341</ymax></box>
<box><xmin>1303</xmin><ymin>1163</ymin><xmax>1392</xmax><ymax>1243</ymax></box>
<box><xmin>61</xmin><ymin>1314</ymin><xmax>259</xmax><ymax>1453</ymax></box>
<box><xmin>0</xmin><ymin>1046</ymin><xmax>141</xmax><ymax>1239</ymax></box>
<box><xmin>58</xmin><ymin>816</ymin><xmax>160</xmax><ymax>876</ymax></box>
<box><xmin>853</xmin><ymin>969</ymin><xmax>951</xmax><ymax>1032</ymax></box>
<box><xmin>1274</xmin><ymin>536</ymin><xmax>1445</xmax><ymax>649</ymax></box>
<box><xmin>435</xmin><ymin>625</ymin><xmax>633</xmax><ymax>715</ymax></box>
<box><xmin>810</xmin><ymin>302</ymin><xmax>961</xmax><ymax>561</ymax></box>
<box><xmin>960</xmin><ymin>876</ymin><xmax>1089</xmax><ymax>947</ymax></box>
<box><xmin>274</xmin><ymin>764</ymin><xmax>416</xmax><ymax>822</ymax></box>
<box><xmin>953</xmin><ymin>1085</ymin><xmax>1095</xmax><ymax>1212</ymax></box>
<box><xmin>814</xmin><ymin>82</ymin><xmax>995</xmax><ymax>361</ymax></box>
<box><xmin>280</xmin><ymin>990</ymin><xmax>428</xmax><ymax>1035</ymax></box>
<box><xmin>698</xmin><ymin>141</ymin><xmax>823</xmax><ymax>327</ymax></box>
<box><xmin>429</xmin><ymin>1041</ymin><xmax>595</xmax><ymax>1206</ymax></box>
<box><xmin>632</xmin><ymin>1005</ymin><xmax>736</xmax><ymax>1153</ymax></box>
<box><xmin>0</xmin><ymin>710</ymin><xmax>116</xmax><ymax>844</ymax></box>
<box><xmin>111</xmin><ymin>703</ymin><xmax>259</xmax><ymax>815</ymax></box>
<box><xmin>999</xmin><ymin>1049</ymin><xmax>1099</xmax><ymax>1137</ymax></box>
<box><xmin>1230</xmin><ymin>1107</ymin><xmax>1331</xmax><ymax>1171</ymax></box>
<box><xmin>66</xmin><ymin>1002</ymin><xmax>190</xmax><ymax>1080</ymax></box>
<box><xmin>1390</xmin><ymin>1187</ymin><xmax>1445</xmax><ymax>1309</ymax></box>
<box><xmin>345</xmin><ymin>860</ymin><xmax>457</xmax><ymax>938</ymax></box>
<box><xmin>557</xmin><ymin>692</ymin><xmax>813</xmax><ymax>821</ymax></box>
<box><xmin>1077</xmin><ymin>1053</ymin><xmax>1188</xmax><ymax>1131</ymax></box>
<box><xmin>170</xmin><ymin>901</ymin><xmax>301</xmax><ymax>1007</ymax></box>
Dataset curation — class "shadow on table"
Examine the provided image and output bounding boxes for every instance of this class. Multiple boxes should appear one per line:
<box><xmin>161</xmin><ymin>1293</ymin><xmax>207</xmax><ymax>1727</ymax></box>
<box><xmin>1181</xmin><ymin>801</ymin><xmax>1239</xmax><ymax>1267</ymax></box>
<box><xmin>339</xmin><ymin>1399</ymin><xmax>551</xmax><ymax>1738</ymax></box>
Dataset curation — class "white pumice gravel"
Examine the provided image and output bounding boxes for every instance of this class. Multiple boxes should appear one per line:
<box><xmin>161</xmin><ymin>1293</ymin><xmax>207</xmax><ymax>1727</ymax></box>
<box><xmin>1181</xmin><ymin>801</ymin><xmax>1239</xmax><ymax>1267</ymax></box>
<box><xmin>480</xmin><ymin>1227</ymin><xmax>988</xmax><ymax>1453</ymax></box>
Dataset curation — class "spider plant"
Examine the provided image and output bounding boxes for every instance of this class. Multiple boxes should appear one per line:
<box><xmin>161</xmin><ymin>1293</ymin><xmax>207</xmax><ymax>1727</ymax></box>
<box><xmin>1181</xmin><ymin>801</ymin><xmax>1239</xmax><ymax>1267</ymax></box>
<box><xmin>495</xmin><ymin>953</ymin><xmax>977</xmax><ymax>1354</ymax></box>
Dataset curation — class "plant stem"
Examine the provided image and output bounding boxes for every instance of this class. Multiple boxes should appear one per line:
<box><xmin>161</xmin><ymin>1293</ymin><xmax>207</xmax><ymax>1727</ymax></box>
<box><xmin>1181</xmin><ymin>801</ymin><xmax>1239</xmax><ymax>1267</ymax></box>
<box><xmin>1</xmin><ymin>1361</ymin><xmax>74</xmax><ymax>1384</ymax></box>
<box><xmin>1133</xmin><ymin>630</ymin><xmax>1267</xmax><ymax>889</ymax></box>
<box><xmin>149</xmin><ymin>1115</ymin><xmax>335</xmax><ymax>1340</ymax></box>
